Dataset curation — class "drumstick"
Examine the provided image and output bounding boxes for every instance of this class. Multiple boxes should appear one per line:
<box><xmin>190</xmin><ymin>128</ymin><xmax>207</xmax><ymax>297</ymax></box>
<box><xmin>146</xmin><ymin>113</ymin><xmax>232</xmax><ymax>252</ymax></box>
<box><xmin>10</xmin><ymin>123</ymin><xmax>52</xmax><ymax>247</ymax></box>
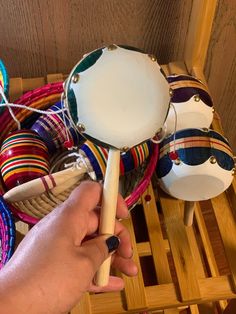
<box><xmin>184</xmin><ymin>201</ymin><xmax>195</xmax><ymax>226</ymax></box>
<box><xmin>95</xmin><ymin>148</ymin><xmax>120</xmax><ymax>286</ymax></box>
<box><xmin>3</xmin><ymin>166</ymin><xmax>87</xmax><ymax>202</ymax></box>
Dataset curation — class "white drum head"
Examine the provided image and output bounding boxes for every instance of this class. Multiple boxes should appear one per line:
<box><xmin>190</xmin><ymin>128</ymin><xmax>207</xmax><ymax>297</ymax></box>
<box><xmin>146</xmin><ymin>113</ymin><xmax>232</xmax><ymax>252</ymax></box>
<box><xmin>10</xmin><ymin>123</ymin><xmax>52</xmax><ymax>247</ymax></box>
<box><xmin>166</xmin><ymin>97</ymin><xmax>213</xmax><ymax>134</ymax></box>
<box><xmin>66</xmin><ymin>45</ymin><xmax>170</xmax><ymax>149</ymax></box>
<box><xmin>159</xmin><ymin>160</ymin><xmax>233</xmax><ymax>201</ymax></box>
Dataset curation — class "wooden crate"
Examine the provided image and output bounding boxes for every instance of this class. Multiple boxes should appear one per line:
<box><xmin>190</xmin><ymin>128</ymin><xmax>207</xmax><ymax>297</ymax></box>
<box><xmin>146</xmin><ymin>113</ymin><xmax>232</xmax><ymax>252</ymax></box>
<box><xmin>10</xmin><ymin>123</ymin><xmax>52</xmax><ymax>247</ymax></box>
<box><xmin>7</xmin><ymin>0</ymin><xmax>236</xmax><ymax>313</ymax></box>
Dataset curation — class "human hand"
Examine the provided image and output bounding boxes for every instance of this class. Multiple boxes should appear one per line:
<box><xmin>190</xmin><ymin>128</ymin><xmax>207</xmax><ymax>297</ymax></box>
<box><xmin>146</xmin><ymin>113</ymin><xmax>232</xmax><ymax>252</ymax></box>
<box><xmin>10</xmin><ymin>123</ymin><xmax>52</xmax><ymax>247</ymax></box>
<box><xmin>0</xmin><ymin>181</ymin><xmax>137</xmax><ymax>314</ymax></box>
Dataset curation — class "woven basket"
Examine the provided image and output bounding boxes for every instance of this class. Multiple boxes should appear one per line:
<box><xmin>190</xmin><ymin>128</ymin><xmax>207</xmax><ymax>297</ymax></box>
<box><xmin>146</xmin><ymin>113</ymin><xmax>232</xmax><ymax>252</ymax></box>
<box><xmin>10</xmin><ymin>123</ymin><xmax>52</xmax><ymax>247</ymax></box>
<box><xmin>0</xmin><ymin>195</ymin><xmax>15</xmax><ymax>269</ymax></box>
<box><xmin>0</xmin><ymin>81</ymin><xmax>158</xmax><ymax>224</ymax></box>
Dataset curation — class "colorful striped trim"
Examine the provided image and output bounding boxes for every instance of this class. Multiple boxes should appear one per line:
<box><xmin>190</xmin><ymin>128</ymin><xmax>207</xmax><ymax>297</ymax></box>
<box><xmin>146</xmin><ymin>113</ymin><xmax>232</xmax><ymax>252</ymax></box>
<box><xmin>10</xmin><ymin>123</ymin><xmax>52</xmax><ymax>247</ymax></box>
<box><xmin>1</xmin><ymin>143</ymin><xmax>48</xmax><ymax>155</ymax></box>
<box><xmin>81</xmin><ymin>140</ymin><xmax>152</xmax><ymax>178</ymax></box>
<box><xmin>0</xmin><ymin>154</ymin><xmax>49</xmax><ymax>168</ymax></box>
<box><xmin>160</xmin><ymin>136</ymin><xmax>233</xmax><ymax>158</ymax></box>
<box><xmin>1</xmin><ymin>157</ymin><xmax>49</xmax><ymax>170</ymax></box>
<box><xmin>88</xmin><ymin>142</ymin><xmax>107</xmax><ymax>178</ymax></box>
<box><xmin>2</xmin><ymin>164</ymin><xmax>49</xmax><ymax>180</ymax></box>
<box><xmin>169</xmin><ymin>80</ymin><xmax>210</xmax><ymax>94</ymax></box>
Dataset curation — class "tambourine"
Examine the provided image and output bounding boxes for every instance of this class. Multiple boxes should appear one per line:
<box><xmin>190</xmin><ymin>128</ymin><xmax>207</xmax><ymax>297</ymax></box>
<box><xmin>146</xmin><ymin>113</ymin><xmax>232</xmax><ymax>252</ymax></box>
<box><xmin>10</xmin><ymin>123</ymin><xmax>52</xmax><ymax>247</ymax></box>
<box><xmin>0</xmin><ymin>196</ymin><xmax>15</xmax><ymax>268</ymax></box>
<box><xmin>65</xmin><ymin>45</ymin><xmax>170</xmax><ymax>148</ymax></box>
<box><xmin>65</xmin><ymin>44</ymin><xmax>170</xmax><ymax>285</ymax></box>
<box><xmin>0</xmin><ymin>59</ymin><xmax>9</xmax><ymax>112</ymax></box>
<box><xmin>165</xmin><ymin>74</ymin><xmax>214</xmax><ymax>134</ymax></box>
<box><xmin>157</xmin><ymin>128</ymin><xmax>235</xmax><ymax>201</ymax></box>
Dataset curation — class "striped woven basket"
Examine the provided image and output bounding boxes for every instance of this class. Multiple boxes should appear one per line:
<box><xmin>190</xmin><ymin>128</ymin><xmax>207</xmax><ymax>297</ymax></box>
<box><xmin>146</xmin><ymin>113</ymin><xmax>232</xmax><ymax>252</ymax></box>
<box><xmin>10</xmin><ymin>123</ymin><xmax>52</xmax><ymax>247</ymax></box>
<box><xmin>0</xmin><ymin>79</ymin><xmax>158</xmax><ymax>224</ymax></box>
<box><xmin>0</xmin><ymin>195</ymin><xmax>15</xmax><ymax>269</ymax></box>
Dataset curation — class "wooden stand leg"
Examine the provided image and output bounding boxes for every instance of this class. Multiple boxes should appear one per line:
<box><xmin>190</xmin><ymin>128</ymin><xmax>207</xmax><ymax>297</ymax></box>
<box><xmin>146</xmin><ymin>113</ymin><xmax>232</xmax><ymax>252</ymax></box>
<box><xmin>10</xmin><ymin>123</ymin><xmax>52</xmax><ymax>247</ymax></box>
<box><xmin>184</xmin><ymin>201</ymin><xmax>195</xmax><ymax>226</ymax></box>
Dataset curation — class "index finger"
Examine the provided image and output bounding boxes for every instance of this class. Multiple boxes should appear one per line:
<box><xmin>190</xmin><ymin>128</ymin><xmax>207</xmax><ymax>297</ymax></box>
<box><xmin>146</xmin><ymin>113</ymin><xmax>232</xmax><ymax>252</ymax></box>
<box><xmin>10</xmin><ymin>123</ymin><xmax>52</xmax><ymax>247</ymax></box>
<box><xmin>67</xmin><ymin>181</ymin><xmax>128</xmax><ymax>219</ymax></box>
<box><xmin>66</xmin><ymin>181</ymin><xmax>102</xmax><ymax>213</ymax></box>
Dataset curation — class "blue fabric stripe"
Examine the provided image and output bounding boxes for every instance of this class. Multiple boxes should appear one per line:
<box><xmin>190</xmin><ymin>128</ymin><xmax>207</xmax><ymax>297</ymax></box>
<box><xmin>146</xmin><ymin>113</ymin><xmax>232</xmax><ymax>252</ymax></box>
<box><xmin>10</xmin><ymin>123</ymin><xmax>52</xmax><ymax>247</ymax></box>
<box><xmin>157</xmin><ymin>129</ymin><xmax>234</xmax><ymax>178</ymax></box>
<box><xmin>0</xmin><ymin>196</ymin><xmax>16</xmax><ymax>265</ymax></box>
<box><xmin>81</xmin><ymin>144</ymin><xmax>103</xmax><ymax>180</ymax></box>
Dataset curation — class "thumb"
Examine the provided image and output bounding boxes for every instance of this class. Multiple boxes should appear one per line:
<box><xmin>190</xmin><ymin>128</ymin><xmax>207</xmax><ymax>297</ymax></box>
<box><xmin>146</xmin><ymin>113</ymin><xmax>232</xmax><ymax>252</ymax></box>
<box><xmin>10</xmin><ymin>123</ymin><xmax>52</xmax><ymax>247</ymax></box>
<box><xmin>80</xmin><ymin>235</ymin><xmax>120</xmax><ymax>276</ymax></box>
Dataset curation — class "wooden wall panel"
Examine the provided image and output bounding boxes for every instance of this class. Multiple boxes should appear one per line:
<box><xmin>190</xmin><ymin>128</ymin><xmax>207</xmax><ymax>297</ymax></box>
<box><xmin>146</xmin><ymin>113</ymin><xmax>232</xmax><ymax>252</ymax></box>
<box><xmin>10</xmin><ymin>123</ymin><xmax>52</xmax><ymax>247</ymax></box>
<box><xmin>0</xmin><ymin>0</ymin><xmax>235</xmax><ymax>151</ymax></box>
<box><xmin>205</xmin><ymin>0</ymin><xmax>236</xmax><ymax>152</ymax></box>
<box><xmin>0</xmin><ymin>0</ymin><xmax>192</xmax><ymax>77</ymax></box>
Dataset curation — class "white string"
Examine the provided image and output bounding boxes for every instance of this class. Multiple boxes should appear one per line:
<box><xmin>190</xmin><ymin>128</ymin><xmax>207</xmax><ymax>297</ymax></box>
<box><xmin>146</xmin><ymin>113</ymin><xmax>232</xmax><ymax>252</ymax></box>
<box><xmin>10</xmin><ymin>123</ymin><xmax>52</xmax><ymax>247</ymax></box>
<box><xmin>170</xmin><ymin>102</ymin><xmax>177</xmax><ymax>153</ymax></box>
<box><xmin>64</xmin><ymin>152</ymin><xmax>96</xmax><ymax>181</ymax></box>
<box><xmin>60</xmin><ymin>94</ymin><xmax>71</xmax><ymax>146</ymax></box>
<box><xmin>0</xmin><ymin>85</ymin><xmax>66</xmax><ymax>116</ymax></box>
<box><xmin>0</xmin><ymin>102</ymin><xmax>66</xmax><ymax>115</ymax></box>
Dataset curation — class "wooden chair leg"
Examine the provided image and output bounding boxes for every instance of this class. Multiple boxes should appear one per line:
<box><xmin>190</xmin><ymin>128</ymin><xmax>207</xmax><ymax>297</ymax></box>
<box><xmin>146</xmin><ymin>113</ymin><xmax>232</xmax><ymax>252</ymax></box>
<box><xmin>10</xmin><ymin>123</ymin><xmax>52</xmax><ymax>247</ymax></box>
<box><xmin>184</xmin><ymin>201</ymin><xmax>195</xmax><ymax>226</ymax></box>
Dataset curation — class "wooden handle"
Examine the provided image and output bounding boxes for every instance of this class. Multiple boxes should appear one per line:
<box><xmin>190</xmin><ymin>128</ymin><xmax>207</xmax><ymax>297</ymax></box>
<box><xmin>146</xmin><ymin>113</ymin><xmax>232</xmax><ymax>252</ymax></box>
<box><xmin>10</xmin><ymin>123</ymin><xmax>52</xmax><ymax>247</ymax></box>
<box><xmin>3</xmin><ymin>166</ymin><xmax>86</xmax><ymax>202</ymax></box>
<box><xmin>184</xmin><ymin>201</ymin><xmax>195</xmax><ymax>226</ymax></box>
<box><xmin>95</xmin><ymin>148</ymin><xmax>120</xmax><ymax>286</ymax></box>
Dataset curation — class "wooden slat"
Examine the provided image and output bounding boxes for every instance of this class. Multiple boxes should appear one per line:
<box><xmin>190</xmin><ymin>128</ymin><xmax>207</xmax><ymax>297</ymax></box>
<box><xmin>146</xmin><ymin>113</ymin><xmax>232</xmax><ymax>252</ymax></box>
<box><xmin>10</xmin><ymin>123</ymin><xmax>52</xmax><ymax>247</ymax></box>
<box><xmin>164</xmin><ymin>309</ymin><xmax>180</xmax><ymax>314</ymax></box>
<box><xmin>136</xmin><ymin>240</ymin><xmax>170</xmax><ymax>257</ymax></box>
<box><xmin>211</xmin><ymin>194</ymin><xmax>236</xmax><ymax>291</ymax></box>
<box><xmin>190</xmin><ymin>304</ymin><xmax>200</xmax><ymax>314</ymax></box>
<box><xmin>47</xmin><ymin>73</ymin><xmax>64</xmax><ymax>83</ymax></box>
<box><xmin>194</xmin><ymin>202</ymin><xmax>228</xmax><ymax>312</ymax></box>
<box><xmin>22</xmin><ymin>77</ymin><xmax>46</xmax><ymax>92</ymax></box>
<box><xmin>226</xmin><ymin>180</ymin><xmax>236</xmax><ymax>215</ymax></box>
<box><xmin>167</xmin><ymin>61</ymin><xmax>188</xmax><ymax>76</ymax></box>
<box><xmin>149</xmin><ymin>309</ymin><xmax>180</xmax><ymax>314</ymax></box>
<box><xmin>182</xmin><ymin>203</ymin><xmax>216</xmax><ymax>314</ymax></box>
<box><xmin>160</xmin><ymin>192</ymin><xmax>201</xmax><ymax>302</ymax></box>
<box><xmin>71</xmin><ymin>293</ymin><xmax>92</xmax><ymax>314</ymax></box>
<box><xmin>121</xmin><ymin>218</ymin><xmax>147</xmax><ymax>312</ymax></box>
<box><xmin>142</xmin><ymin>185</ymin><xmax>172</xmax><ymax>284</ymax></box>
<box><xmin>9</xmin><ymin>77</ymin><xmax>23</xmax><ymax>100</ymax></box>
<box><xmin>184</xmin><ymin>0</ymin><xmax>217</xmax><ymax>73</ymax></box>
<box><xmin>89</xmin><ymin>276</ymin><xmax>235</xmax><ymax>314</ymax></box>
<box><xmin>137</xmin><ymin>242</ymin><xmax>152</xmax><ymax>257</ymax></box>
<box><xmin>147</xmin><ymin>276</ymin><xmax>235</xmax><ymax>310</ymax></box>
<box><xmin>195</xmin><ymin>203</ymin><xmax>221</xmax><ymax>277</ymax></box>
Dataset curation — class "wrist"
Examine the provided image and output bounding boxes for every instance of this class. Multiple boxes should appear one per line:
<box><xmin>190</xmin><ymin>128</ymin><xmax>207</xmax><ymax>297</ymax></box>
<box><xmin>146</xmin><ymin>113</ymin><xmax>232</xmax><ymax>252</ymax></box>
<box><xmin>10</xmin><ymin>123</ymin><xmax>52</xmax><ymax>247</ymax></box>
<box><xmin>0</xmin><ymin>266</ymin><xmax>68</xmax><ymax>314</ymax></box>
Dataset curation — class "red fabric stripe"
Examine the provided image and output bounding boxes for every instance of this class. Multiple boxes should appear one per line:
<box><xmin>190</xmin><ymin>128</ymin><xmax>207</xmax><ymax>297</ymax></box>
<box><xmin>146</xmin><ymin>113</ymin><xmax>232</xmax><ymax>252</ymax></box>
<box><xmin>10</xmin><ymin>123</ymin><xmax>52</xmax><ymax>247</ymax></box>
<box><xmin>41</xmin><ymin>176</ymin><xmax>50</xmax><ymax>192</ymax></box>
<box><xmin>49</xmin><ymin>174</ymin><xmax>56</xmax><ymax>188</ymax></box>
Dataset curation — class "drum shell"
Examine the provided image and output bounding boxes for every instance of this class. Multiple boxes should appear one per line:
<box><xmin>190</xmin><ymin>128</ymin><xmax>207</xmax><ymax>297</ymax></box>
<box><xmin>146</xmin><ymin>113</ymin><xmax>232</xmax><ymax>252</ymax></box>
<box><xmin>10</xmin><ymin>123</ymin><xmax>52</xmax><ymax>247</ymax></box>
<box><xmin>157</xmin><ymin>128</ymin><xmax>234</xmax><ymax>201</ymax></box>
<box><xmin>31</xmin><ymin>101</ymin><xmax>82</xmax><ymax>154</ymax></box>
<box><xmin>166</xmin><ymin>74</ymin><xmax>214</xmax><ymax>134</ymax></box>
<box><xmin>0</xmin><ymin>130</ymin><xmax>50</xmax><ymax>190</ymax></box>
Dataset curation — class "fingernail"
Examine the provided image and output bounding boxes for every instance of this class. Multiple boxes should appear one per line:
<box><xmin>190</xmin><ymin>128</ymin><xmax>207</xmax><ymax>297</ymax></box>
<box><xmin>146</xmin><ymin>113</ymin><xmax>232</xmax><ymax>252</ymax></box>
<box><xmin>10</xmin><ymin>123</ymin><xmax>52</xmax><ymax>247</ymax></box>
<box><xmin>106</xmin><ymin>236</ymin><xmax>120</xmax><ymax>253</ymax></box>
